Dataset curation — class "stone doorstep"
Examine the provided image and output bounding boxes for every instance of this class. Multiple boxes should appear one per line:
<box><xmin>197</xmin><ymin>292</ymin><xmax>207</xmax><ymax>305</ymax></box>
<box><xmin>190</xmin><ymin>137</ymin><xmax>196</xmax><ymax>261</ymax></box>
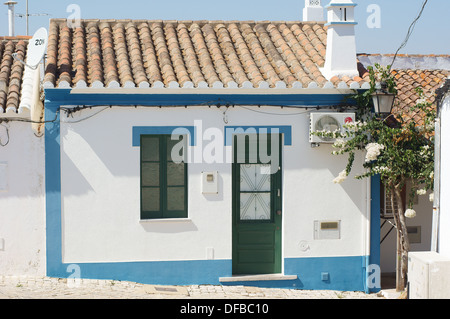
<box><xmin>141</xmin><ymin>284</ymin><xmax>189</xmax><ymax>296</ymax></box>
<box><xmin>219</xmin><ymin>274</ymin><xmax>298</xmax><ymax>283</ymax></box>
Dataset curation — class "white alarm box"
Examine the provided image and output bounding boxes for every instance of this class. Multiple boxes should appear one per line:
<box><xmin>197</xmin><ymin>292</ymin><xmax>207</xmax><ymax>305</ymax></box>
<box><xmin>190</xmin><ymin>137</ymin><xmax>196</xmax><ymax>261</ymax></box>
<box><xmin>202</xmin><ymin>171</ymin><xmax>218</xmax><ymax>194</ymax></box>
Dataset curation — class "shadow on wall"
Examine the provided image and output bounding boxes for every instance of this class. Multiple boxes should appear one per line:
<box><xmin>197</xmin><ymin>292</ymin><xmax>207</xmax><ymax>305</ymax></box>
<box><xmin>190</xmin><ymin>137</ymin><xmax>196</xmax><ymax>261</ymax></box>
<box><xmin>0</xmin><ymin>122</ymin><xmax>45</xmax><ymax>199</ymax></box>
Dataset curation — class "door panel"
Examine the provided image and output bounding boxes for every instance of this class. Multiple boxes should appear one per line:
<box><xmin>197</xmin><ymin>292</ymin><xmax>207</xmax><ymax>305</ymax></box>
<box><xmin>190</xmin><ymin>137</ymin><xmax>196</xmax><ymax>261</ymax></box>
<box><xmin>232</xmin><ymin>134</ymin><xmax>282</xmax><ymax>275</ymax></box>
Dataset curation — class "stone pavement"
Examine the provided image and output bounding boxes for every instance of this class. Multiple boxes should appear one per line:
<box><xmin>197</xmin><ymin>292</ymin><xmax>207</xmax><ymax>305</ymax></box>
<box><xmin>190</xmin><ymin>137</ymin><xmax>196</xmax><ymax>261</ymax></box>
<box><xmin>0</xmin><ymin>276</ymin><xmax>391</xmax><ymax>299</ymax></box>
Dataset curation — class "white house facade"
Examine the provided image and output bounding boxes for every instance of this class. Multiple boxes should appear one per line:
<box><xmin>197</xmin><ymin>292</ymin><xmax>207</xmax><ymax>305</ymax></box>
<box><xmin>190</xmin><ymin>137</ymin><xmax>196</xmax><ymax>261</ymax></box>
<box><xmin>41</xmin><ymin>1</ymin><xmax>382</xmax><ymax>292</ymax></box>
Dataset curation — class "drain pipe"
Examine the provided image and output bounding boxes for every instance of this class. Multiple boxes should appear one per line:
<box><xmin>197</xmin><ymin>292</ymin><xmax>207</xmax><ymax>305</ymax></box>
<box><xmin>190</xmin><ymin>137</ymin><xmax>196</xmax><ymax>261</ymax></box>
<box><xmin>4</xmin><ymin>1</ymin><xmax>18</xmax><ymax>37</ymax></box>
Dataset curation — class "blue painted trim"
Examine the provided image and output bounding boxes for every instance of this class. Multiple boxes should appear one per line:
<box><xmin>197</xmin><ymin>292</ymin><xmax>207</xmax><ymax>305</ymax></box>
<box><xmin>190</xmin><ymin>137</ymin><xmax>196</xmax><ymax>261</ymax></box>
<box><xmin>325</xmin><ymin>22</ymin><xmax>358</xmax><ymax>26</ymax></box>
<box><xmin>369</xmin><ymin>175</ymin><xmax>381</xmax><ymax>293</ymax></box>
<box><xmin>132</xmin><ymin>126</ymin><xmax>196</xmax><ymax>146</ymax></box>
<box><xmin>224</xmin><ymin>126</ymin><xmax>292</xmax><ymax>146</ymax></box>
<box><xmin>325</xmin><ymin>3</ymin><xmax>357</xmax><ymax>8</ymax></box>
<box><xmin>44</xmin><ymin>101</ymin><xmax>63</xmax><ymax>275</ymax></box>
<box><xmin>44</xmin><ymin>88</ymin><xmax>353</xmax><ymax>108</ymax></box>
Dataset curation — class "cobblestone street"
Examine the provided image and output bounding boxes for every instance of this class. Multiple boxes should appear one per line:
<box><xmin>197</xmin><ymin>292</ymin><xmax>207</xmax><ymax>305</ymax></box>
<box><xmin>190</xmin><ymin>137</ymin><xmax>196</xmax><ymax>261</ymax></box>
<box><xmin>0</xmin><ymin>276</ymin><xmax>391</xmax><ymax>299</ymax></box>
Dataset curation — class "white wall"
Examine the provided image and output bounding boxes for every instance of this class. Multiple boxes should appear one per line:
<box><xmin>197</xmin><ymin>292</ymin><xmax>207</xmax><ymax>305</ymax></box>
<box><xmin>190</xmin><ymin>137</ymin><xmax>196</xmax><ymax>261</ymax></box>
<box><xmin>0</xmin><ymin>122</ymin><xmax>46</xmax><ymax>276</ymax></box>
<box><xmin>59</xmin><ymin>106</ymin><xmax>370</xmax><ymax>267</ymax></box>
<box><xmin>440</xmin><ymin>94</ymin><xmax>450</xmax><ymax>258</ymax></box>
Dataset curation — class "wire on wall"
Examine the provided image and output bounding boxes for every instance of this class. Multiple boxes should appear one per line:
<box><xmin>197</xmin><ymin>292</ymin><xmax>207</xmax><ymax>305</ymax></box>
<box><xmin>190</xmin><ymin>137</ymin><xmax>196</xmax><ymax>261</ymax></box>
<box><xmin>0</xmin><ymin>101</ymin><xmax>356</xmax><ymax>146</ymax></box>
<box><xmin>0</xmin><ymin>123</ymin><xmax>10</xmax><ymax>146</ymax></box>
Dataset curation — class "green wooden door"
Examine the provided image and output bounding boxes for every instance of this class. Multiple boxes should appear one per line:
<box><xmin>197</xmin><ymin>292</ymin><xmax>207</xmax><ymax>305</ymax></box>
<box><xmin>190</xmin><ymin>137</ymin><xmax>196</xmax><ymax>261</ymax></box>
<box><xmin>232</xmin><ymin>134</ymin><xmax>282</xmax><ymax>275</ymax></box>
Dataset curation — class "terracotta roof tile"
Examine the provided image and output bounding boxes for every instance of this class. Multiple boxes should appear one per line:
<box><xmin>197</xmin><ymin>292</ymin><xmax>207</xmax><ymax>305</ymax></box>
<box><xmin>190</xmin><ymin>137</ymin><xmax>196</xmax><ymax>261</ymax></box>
<box><xmin>44</xmin><ymin>19</ymin><xmax>368</xmax><ymax>90</ymax></box>
<box><xmin>393</xmin><ymin>69</ymin><xmax>449</xmax><ymax>125</ymax></box>
<box><xmin>0</xmin><ymin>39</ymin><xmax>28</xmax><ymax>113</ymax></box>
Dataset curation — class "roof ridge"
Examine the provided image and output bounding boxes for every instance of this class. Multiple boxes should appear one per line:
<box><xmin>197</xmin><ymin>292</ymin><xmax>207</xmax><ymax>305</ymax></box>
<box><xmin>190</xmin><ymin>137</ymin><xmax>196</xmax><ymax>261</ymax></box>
<box><xmin>358</xmin><ymin>53</ymin><xmax>450</xmax><ymax>58</ymax></box>
<box><xmin>0</xmin><ymin>36</ymin><xmax>31</xmax><ymax>41</ymax></box>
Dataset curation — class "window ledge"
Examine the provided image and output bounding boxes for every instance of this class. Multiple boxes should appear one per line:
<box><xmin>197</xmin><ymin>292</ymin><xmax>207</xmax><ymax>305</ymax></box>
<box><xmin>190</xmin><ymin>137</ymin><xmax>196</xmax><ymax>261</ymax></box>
<box><xmin>139</xmin><ymin>218</ymin><xmax>192</xmax><ymax>223</ymax></box>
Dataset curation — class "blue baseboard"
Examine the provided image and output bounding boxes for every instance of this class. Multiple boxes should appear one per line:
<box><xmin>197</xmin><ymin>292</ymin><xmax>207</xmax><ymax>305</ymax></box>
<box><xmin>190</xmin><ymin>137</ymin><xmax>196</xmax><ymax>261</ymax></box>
<box><xmin>50</xmin><ymin>259</ymin><xmax>232</xmax><ymax>286</ymax></box>
<box><xmin>284</xmin><ymin>256</ymin><xmax>366</xmax><ymax>292</ymax></box>
<box><xmin>48</xmin><ymin>256</ymin><xmax>367</xmax><ymax>292</ymax></box>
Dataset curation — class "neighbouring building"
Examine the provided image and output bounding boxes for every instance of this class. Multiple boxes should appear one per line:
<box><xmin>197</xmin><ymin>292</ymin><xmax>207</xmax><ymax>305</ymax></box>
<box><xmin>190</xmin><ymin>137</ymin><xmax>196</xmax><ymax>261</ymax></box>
<box><xmin>0</xmin><ymin>36</ymin><xmax>46</xmax><ymax>276</ymax></box>
<box><xmin>407</xmin><ymin>73</ymin><xmax>450</xmax><ymax>299</ymax></box>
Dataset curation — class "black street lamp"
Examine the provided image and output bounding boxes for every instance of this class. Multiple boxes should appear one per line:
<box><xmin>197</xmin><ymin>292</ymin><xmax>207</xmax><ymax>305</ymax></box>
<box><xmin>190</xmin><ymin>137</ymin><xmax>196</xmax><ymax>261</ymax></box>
<box><xmin>372</xmin><ymin>82</ymin><xmax>396</xmax><ymax>119</ymax></box>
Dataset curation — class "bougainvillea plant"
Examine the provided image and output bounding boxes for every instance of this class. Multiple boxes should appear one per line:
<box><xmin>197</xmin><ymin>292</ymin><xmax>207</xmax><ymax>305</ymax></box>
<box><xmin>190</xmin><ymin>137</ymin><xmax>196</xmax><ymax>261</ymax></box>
<box><xmin>312</xmin><ymin>64</ymin><xmax>435</xmax><ymax>291</ymax></box>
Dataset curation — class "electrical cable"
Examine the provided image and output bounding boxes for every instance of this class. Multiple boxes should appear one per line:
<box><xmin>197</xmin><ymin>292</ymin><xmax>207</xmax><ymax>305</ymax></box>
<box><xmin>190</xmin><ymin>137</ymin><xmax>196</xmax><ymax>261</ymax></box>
<box><xmin>60</xmin><ymin>106</ymin><xmax>109</xmax><ymax>123</ymax></box>
<box><xmin>0</xmin><ymin>123</ymin><xmax>10</xmax><ymax>146</ymax></box>
<box><xmin>391</xmin><ymin>0</ymin><xmax>429</xmax><ymax>68</ymax></box>
<box><xmin>0</xmin><ymin>100</ymin><xmax>355</xmax><ymax>130</ymax></box>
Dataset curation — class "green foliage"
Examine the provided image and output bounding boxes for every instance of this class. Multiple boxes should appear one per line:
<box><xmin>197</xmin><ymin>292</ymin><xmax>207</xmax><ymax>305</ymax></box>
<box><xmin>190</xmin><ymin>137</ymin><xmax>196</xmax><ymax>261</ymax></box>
<box><xmin>312</xmin><ymin>64</ymin><xmax>435</xmax><ymax>209</ymax></box>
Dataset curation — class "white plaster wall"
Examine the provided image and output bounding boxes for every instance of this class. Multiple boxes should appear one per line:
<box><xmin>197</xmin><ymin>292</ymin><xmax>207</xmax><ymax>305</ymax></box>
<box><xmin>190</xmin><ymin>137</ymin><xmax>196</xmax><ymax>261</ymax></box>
<box><xmin>0</xmin><ymin>122</ymin><xmax>46</xmax><ymax>276</ymax></box>
<box><xmin>60</xmin><ymin>106</ymin><xmax>370</xmax><ymax>265</ymax></box>
<box><xmin>440</xmin><ymin>94</ymin><xmax>450</xmax><ymax>258</ymax></box>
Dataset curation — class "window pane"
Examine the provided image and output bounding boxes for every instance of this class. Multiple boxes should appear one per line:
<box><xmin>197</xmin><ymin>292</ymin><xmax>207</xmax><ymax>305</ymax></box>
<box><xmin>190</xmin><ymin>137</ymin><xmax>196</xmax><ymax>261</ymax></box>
<box><xmin>240</xmin><ymin>164</ymin><xmax>271</xmax><ymax>192</ymax></box>
<box><xmin>142</xmin><ymin>136</ymin><xmax>159</xmax><ymax>162</ymax></box>
<box><xmin>167</xmin><ymin>187</ymin><xmax>185</xmax><ymax>211</ymax></box>
<box><xmin>142</xmin><ymin>187</ymin><xmax>160</xmax><ymax>212</ymax></box>
<box><xmin>240</xmin><ymin>192</ymin><xmax>271</xmax><ymax>220</ymax></box>
<box><xmin>142</xmin><ymin>163</ymin><xmax>159</xmax><ymax>186</ymax></box>
<box><xmin>167</xmin><ymin>162</ymin><xmax>185</xmax><ymax>186</ymax></box>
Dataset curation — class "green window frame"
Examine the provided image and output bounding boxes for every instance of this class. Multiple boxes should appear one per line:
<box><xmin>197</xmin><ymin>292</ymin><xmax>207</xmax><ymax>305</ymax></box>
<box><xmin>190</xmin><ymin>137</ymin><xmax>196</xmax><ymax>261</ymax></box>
<box><xmin>140</xmin><ymin>134</ymin><xmax>188</xmax><ymax>219</ymax></box>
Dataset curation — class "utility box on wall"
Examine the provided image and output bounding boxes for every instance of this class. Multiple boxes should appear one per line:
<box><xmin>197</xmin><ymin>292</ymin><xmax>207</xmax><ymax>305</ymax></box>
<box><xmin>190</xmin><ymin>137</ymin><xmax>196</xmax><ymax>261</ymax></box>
<box><xmin>408</xmin><ymin>251</ymin><xmax>450</xmax><ymax>299</ymax></box>
<box><xmin>314</xmin><ymin>220</ymin><xmax>341</xmax><ymax>240</ymax></box>
<box><xmin>202</xmin><ymin>171</ymin><xmax>218</xmax><ymax>194</ymax></box>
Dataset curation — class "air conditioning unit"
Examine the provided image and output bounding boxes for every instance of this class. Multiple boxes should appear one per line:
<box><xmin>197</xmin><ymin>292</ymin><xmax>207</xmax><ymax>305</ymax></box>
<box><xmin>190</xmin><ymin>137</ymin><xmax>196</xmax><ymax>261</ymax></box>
<box><xmin>309</xmin><ymin>112</ymin><xmax>356</xmax><ymax>144</ymax></box>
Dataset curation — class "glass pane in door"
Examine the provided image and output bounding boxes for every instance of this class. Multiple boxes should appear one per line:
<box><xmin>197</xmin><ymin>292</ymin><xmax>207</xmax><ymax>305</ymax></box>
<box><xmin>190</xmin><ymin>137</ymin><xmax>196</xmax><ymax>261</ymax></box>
<box><xmin>239</xmin><ymin>164</ymin><xmax>271</xmax><ymax>220</ymax></box>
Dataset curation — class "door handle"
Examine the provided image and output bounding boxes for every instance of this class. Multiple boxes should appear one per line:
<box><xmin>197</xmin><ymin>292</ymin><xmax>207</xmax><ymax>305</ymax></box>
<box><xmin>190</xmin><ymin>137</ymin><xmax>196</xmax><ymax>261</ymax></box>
<box><xmin>276</xmin><ymin>210</ymin><xmax>282</xmax><ymax>216</ymax></box>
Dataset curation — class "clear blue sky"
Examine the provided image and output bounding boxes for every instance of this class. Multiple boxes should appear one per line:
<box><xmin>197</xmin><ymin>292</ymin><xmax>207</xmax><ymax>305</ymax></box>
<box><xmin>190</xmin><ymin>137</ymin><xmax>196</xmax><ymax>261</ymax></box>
<box><xmin>2</xmin><ymin>0</ymin><xmax>448</xmax><ymax>55</ymax></box>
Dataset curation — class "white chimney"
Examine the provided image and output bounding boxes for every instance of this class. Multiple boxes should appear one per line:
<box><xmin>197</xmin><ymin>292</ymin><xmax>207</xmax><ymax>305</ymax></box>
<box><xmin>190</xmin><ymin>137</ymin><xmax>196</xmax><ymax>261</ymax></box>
<box><xmin>4</xmin><ymin>1</ymin><xmax>17</xmax><ymax>37</ymax></box>
<box><xmin>321</xmin><ymin>0</ymin><xmax>359</xmax><ymax>80</ymax></box>
<box><xmin>303</xmin><ymin>0</ymin><xmax>324</xmax><ymax>22</ymax></box>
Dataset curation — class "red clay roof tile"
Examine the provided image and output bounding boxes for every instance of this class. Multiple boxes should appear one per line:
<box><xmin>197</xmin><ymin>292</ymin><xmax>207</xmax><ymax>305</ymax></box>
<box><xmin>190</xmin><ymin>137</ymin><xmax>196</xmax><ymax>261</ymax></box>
<box><xmin>0</xmin><ymin>39</ymin><xmax>28</xmax><ymax>113</ymax></box>
<box><xmin>44</xmin><ymin>19</ymin><xmax>368</xmax><ymax>90</ymax></box>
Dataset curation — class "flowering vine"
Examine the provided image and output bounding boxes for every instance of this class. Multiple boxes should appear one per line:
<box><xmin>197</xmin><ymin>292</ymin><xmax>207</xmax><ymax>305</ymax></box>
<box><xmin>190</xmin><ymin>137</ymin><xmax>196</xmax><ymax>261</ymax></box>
<box><xmin>311</xmin><ymin>63</ymin><xmax>436</xmax><ymax>291</ymax></box>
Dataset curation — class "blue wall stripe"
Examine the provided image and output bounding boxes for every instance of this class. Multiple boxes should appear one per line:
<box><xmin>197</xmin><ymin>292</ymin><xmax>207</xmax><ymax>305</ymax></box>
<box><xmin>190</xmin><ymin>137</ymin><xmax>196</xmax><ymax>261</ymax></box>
<box><xmin>284</xmin><ymin>256</ymin><xmax>366</xmax><ymax>292</ymax></box>
<box><xmin>44</xmin><ymin>88</ymin><xmax>354</xmax><ymax>108</ymax></box>
<box><xmin>44</xmin><ymin>102</ymin><xmax>63</xmax><ymax>274</ymax></box>
<box><xmin>369</xmin><ymin>175</ymin><xmax>381</xmax><ymax>293</ymax></box>
<box><xmin>57</xmin><ymin>260</ymin><xmax>232</xmax><ymax>286</ymax></box>
<box><xmin>51</xmin><ymin>257</ymin><xmax>367</xmax><ymax>291</ymax></box>
<box><xmin>132</xmin><ymin>126</ymin><xmax>196</xmax><ymax>146</ymax></box>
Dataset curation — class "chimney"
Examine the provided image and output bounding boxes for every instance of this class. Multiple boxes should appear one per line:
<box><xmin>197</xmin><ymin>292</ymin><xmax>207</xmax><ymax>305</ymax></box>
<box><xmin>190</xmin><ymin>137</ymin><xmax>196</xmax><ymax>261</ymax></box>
<box><xmin>4</xmin><ymin>1</ymin><xmax>17</xmax><ymax>37</ymax></box>
<box><xmin>321</xmin><ymin>0</ymin><xmax>359</xmax><ymax>80</ymax></box>
<box><xmin>303</xmin><ymin>0</ymin><xmax>324</xmax><ymax>22</ymax></box>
